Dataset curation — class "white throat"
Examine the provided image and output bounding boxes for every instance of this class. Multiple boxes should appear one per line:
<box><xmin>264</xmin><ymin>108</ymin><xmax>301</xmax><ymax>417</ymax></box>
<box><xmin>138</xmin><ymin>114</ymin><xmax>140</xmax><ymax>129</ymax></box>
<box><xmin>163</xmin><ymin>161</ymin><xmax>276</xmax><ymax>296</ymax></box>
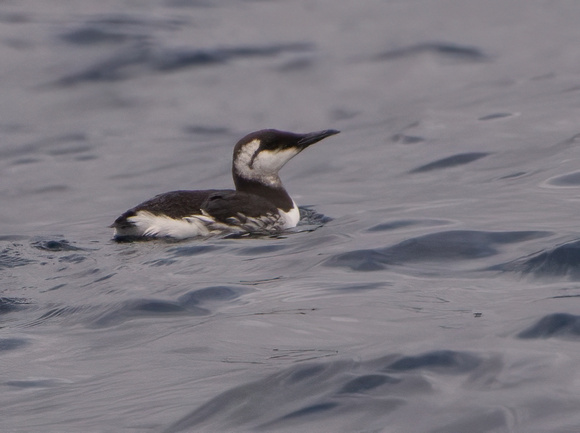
<box><xmin>234</xmin><ymin>139</ymin><xmax>300</xmax><ymax>186</ymax></box>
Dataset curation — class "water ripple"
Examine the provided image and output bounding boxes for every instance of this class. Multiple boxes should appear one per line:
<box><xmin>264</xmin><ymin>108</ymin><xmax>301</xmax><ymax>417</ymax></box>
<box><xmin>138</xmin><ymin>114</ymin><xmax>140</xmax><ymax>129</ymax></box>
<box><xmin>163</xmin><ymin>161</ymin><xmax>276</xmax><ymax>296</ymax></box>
<box><xmin>518</xmin><ymin>313</ymin><xmax>580</xmax><ymax>339</ymax></box>
<box><xmin>0</xmin><ymin>246</ymin><xmax>34</xmax><ymax>269</ymax></box>
<box><xmin>90</xmin><ymin>285</ymin><xmax>251</xmax><ymax>328</ymax></box>
<box><xmin>31</xmin><ymin>239</ymin><xmax>85</xmax><ymax>252</ymax></box>
<box><xmin>0</xmin><ymin>297</ymin><xmax>30</xmax><ymax>314</ymax></box>
<box><xmin>410</xmin><ymin>152</ymin><xmax>490</xmax><ymax>173</ymax></box>
<box><xmin>162</xmin><ymin>349</ymin><xmax>494</xmax><ymax>433</ymax></box>
<box><xmin>498</xmin><ymin>239</ymin><xmax>580</xmax><ymax>279</ymax></box>
<box><xmin>0</xmin><ymin>338</ymin><xmax>29</xmax><ymax>352</ymax></box>
<box><xmin>54</xmin><ymin>41</ymin><xmax>313</xmax><ymax>86</ymax></box>
<box><xmin>385</xmin><ymin>350</ymin><xmax>481</xmax><ymax>373</ymax></box>
<box><xmin>326</xmin><ymin>230</ymin><xmax>550</xmax><ymax>272</ymax></box>
<box><xmin>374</xmin><ymin>42</ymin><xmax>488</xmax><ymax>62</ymax></box>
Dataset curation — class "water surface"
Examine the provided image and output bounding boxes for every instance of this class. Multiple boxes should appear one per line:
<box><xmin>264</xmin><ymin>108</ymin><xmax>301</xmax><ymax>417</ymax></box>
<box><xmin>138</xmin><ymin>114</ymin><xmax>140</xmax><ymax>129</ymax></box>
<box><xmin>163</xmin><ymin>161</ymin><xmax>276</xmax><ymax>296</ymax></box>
<box><xmin>2</xmin><ymin>1</ymin><xmax>580</xmax><ymax>432</ymax></box>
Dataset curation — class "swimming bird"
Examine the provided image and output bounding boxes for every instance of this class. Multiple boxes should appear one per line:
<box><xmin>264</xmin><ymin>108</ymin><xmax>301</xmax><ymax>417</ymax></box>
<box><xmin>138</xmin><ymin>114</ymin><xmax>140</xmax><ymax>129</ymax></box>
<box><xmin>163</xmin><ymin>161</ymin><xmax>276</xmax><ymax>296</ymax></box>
<box><xmin>111</xmin><ymin>128</ymin><xmax>340</xmax><ymax>240</ymax></box>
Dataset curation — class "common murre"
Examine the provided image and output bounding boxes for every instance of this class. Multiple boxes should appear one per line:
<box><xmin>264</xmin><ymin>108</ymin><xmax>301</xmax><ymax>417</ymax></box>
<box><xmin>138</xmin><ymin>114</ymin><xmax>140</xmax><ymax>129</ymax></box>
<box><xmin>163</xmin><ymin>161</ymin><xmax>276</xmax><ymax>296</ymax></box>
<box><xmin>111</xmin><ymin>128</ymin><xmax>340</xmax><ymax>240</ymax></box>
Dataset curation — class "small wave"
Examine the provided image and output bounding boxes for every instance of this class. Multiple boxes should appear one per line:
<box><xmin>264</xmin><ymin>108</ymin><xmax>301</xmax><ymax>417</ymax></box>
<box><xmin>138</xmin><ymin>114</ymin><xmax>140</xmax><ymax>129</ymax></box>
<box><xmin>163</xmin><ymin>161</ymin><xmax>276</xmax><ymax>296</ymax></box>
<box><xmin>546</xmin><ymin>170</ymin><xmax>580</xmax><ymax>187</ymax></box>
<box><xmin>178</xmin><ymin>285</ymin><xmax>251</xmax><ymax>307</ymax></box>
<box><xmin>90</xmin><ymin>285</ymin><xmax>251</xmax><ymax>327</ymax></box>
<box><xmin>478</xmin><ymin>112</ymin><xmax>516</xmax><ymax>121</ymax></box>
<box><xmin>374</xmin><ymin>42</ymin><xmax>488</xmax><ymax>62</ymax></box>
<box><xmin>0</xmin><ymin>247</ymin><xmax>35</xmax><ymax>269</ymax></box>
<box><xmin>0</xmin><ymin>133</ymin><xmax>89</xmax><ymax>159</ymax></box>
<box><xmin>0</xmin><ymin>297</ymin><xmax>31</xmax><ymax>314</ymax></box>
<box><xmin>498</xmin><ymin>239</ymin><xmax>580</xmax><ymax>279</ymax></box>
<box><xmin>53</xmin><ymin>41</ymin><xmax>313</xmax><ymax>86</ymax></box>
<box><xmin>338</xmin><ymin>374</ymin><xmax>400</xmax><ymax>394</ymax></box>
<box><xmin>409</xmin><ymin>152</ymin><xmax>490</xmax><ymax>173</ymax></box>
<box><xmin>0</xmin><ymin>338</ymin><xmax>29</xmax><ymax>352</ymax></box>
<box><xmin>162</xmin><ymin>349</ymin><xmax>493</xmax><ymax>433</ymax></box>
<box><xmin>60</xmin><ymin>27</ymin><xmax>130</xmax><ymax>46</ymax></box>
<box><xmin>518</xmin><ymin>313</ymin><xmax>580</xmax><ymax>339</ymax></box>
<box><xmin>385</xmin><ymin>350</ymin><xmax>481</xmax><ymax>373</ymax></box>
<box><xmin>91</xmin><ymin>299</ymin><xmax>200</xmax><ymax>328</ymax></box>
<box><xmin>167</xmin><ymin>245</ymin><xmax>222</xmax><ymax>257</ymax></box>
<box><xmin>5</xmin><ymin>378</ymin><xmax>70</xmax><ymax>389</ymax></box>
<box><xmin>31</xmin><ymin>238</ymin><xmax>84</xmax><ymax>252</ymax></box>
<box><xmin>325</xmin><ymin>230</ymin><xmax>549</xmax><ymax>272</ymax></box>
<box><xmin>391</xmin><ymin>133</ymin><xmax>425</xmax><ymax>144</ymax></box>
<box><xmin>366</xmin><ymin>219</ymin><xmax>450</xmax><ymax>233</ymax></box>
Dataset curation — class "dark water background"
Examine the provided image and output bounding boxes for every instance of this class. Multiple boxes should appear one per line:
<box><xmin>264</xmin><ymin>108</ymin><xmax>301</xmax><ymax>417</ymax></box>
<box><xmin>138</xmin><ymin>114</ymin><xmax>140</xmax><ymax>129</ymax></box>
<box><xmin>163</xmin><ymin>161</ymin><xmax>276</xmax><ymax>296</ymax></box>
<box><xmin>2</xmin><ymin>1</ymin><xmax>580</xmax><ymax>432</ymax></box>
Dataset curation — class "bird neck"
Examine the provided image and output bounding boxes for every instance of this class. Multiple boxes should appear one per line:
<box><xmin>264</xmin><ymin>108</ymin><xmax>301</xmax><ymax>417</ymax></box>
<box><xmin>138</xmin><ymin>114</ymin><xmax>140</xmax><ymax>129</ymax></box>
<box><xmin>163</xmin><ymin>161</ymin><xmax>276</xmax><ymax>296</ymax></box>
<box><xmin>234</xmin><ymin>175</ymin><xmax>294</xmax><ymax>212</ymax></box>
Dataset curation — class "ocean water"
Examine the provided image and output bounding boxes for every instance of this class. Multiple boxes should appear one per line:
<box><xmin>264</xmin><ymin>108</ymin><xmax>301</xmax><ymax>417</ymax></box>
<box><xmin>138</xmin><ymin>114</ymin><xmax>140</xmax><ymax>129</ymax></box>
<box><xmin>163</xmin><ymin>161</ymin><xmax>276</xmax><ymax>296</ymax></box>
<box><xmin>2</xmin><ymin>1</ymin><xmax>580</xmax><ymax>432</ymax></box>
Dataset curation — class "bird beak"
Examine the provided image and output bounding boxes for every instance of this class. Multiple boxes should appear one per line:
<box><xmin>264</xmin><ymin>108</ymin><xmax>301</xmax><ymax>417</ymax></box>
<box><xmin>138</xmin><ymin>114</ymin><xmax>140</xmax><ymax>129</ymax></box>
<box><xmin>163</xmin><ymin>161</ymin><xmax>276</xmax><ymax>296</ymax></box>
<box><xmin>296</xmin><ymin>129</ymin><xmax>340</xmax><ymax>148</ymax></box>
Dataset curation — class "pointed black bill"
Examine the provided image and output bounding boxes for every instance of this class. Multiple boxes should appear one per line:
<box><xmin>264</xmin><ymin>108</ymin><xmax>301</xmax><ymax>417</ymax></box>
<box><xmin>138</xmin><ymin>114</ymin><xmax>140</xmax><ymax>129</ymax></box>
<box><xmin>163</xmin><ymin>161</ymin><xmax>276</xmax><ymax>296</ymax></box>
<box><xmin>296</xmin><ymin>129</ymin><xmax>340</xmax><ymax>148</ymax></box>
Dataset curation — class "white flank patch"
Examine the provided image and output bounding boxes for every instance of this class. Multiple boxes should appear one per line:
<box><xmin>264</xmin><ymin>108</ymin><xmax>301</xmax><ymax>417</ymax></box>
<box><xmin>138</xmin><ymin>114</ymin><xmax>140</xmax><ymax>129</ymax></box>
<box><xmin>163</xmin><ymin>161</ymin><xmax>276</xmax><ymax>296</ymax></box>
<box><xmin>279</xmin><ymin>200</ymin><xmax>300</xmax><ymax>228</ymax></box>
<box><xmin>113</xmin><ymin>209</ymin><xmax>293</xmax><ymax>239</ymax></box>
<box><xmin>116</xmin><ymin>211</ymin><xmax>212</xmax><ymax>240</ymax></box>
<box><xmin>113</xmin><ymin>202</ymin><xmax>301</xmax><ymax>239</ymax></box>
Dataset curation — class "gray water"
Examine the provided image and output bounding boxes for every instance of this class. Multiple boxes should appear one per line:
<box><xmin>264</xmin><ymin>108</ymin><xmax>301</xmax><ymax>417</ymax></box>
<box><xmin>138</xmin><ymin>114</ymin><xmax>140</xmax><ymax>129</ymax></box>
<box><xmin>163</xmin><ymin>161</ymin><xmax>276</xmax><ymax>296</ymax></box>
<box><xmin>2</xmin><ymin>1</ymin><xmax>580</xmax><ymax>432</ymax></box>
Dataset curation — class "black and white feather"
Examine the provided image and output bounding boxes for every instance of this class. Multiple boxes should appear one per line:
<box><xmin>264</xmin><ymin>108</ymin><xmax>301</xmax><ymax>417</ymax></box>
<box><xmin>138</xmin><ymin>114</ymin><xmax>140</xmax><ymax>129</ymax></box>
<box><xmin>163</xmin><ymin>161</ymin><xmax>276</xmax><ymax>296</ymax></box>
<box><xmin>111</xmin><ymin>129</ymin><xmax>339</xmax><ymax>240</ymax></box>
